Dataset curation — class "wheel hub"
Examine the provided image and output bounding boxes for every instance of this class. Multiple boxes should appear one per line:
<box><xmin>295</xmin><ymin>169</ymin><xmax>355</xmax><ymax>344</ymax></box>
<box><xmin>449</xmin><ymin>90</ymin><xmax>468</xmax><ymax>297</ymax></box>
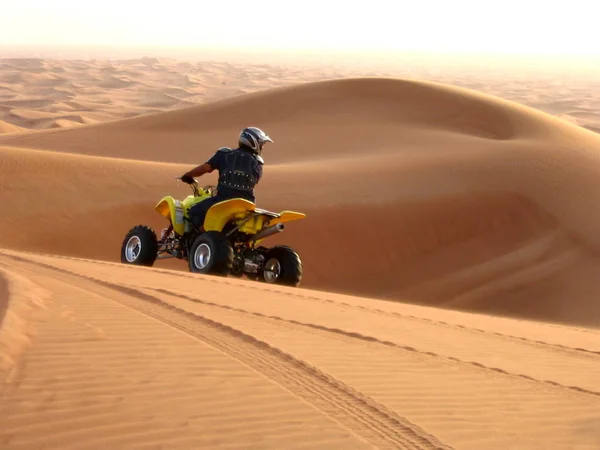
<box><xmin>194</xmin><ymin>243</ymin><xmax>212</xmax><ymax>269</ymax></box>
<box><xmin>125</xmin><ymin>236</ymin><xmax>141</xmax><ymax>262</ymax></box>
<box><xmin>263</xmin><ymin>258</ymin><xmax>281</xmax><ymax>283</ymax></box>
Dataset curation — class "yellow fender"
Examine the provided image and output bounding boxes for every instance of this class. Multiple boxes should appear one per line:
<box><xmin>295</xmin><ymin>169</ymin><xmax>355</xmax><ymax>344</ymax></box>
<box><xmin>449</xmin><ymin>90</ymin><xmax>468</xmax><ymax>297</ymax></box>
<box><xmin>204</xmin><ymin>198</ymin><xmax>258</xmax><ymax>232</ymax></box>
<box><xmin>204</xmin><ymin>199</ymin><xmax>306</xmax><ymax>237</ymax></box>
<box><xmin>157</xmin><ymin>193</ymin><xmax>307</xmax><ymax>240</ymax></box>
<box><xmin>268</xmin><ymin>211</ymin><xmax>306</xmax><ymax>225</ymax></box>
<box><xmin>250</xmin><ymin>211</ymin><xmax>306</xmax><ymax>245</ymax></box>
<box><xmin>155</xmin><ymin>196</ymin><xmax>186</xmax><ymax>235</ymax></box>
<box><xmin>182</xmin><ymin>195</ymin><xmax>210</xmax><ymax>215</ymax></box>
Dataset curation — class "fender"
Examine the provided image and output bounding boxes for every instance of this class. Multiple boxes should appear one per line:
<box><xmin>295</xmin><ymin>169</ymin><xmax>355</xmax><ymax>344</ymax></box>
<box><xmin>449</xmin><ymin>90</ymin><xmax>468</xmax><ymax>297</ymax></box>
<box><xmin>155</xmin><ymin>196</ymin><xmax>186</xmax><ymax>236</ymax></box>
<box><xmin>251</xmin><ymin>211</ymin><xmax>306</xmax><ymax>244</ymax></box>
<box><xmin>268</xmin><ymin>211</ymin><xmax>306</xmax><ymax>225</ymax></box>
<box><xmin>182</xmin><ymin>194</ymin><xmax>208</xmax><ymax>215</ymax></box>
<box><xmin>204</xmin><ymin>198</ymin><xmax>260</xmax><ymax>232</ymax></box>
<box><xmin>203</xmin><ymin>199</ymin><xmax>307</xmax><ymax>235</ymax></box>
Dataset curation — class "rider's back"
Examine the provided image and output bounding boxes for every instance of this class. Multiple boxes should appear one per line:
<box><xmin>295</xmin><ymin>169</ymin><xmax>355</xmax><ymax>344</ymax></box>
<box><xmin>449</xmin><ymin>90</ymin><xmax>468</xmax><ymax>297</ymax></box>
<box><xmin>208</xmin><ymin>147</ymin><xmax>263</xmax><ymax>202</ymax></box>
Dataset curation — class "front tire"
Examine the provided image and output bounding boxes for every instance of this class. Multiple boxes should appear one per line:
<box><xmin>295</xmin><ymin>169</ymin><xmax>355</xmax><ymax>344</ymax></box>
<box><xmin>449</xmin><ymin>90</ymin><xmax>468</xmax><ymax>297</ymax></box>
<box><xmin>188</xmin><ymin>231</ymin><xmax>234</xmax><ymax>276</ymax></box>
<box><xmin>261</xmin><ymin>245</ymin><xmax>303</xmax><ymax>287</ymax></box>
<box><xmin>120</xmin><ymin>225</ymin><xmax>158</xmax><ymax>266</ymax></box>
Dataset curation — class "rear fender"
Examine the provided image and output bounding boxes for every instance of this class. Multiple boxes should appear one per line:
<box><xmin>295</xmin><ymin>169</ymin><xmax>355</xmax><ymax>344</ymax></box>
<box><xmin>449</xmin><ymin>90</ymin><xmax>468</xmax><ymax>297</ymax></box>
<box><xmin>268</xmin><ymin>211</ymin><xmax>306</xmax><ymax>225</ymax></box>
<box><xmin>155</xmin><ymin>196</ymin><xmax>185</xmax><ymax>235</ymax></box>
<box><xmin>238</xmin><ymin>214</ymin><xmax>269</xmax><ymax>235</ymax></box>
<box><xmin>250</xmin><ymin>211</ymin><xmax>306</xmax><ymax>244</ymax></box>
<box><xmin>203</xmin><ymin>199</ymin><xmax>306</xmax><ymax>235</ymax></box>
<box><xmin>204</xmin><ymin>198</ymin><xmax>258</xmax><ymax>232</ymax></box>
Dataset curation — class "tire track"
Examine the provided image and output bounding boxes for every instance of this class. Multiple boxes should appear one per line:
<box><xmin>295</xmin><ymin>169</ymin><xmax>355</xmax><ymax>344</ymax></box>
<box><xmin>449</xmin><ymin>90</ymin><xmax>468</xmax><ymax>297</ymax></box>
<box><xmin>143</xmin><ymin>286</ymin><xmax>600</xmax><ymax>400</ymax></box>
<box><xmin>8</xmin><ymin>249</ymin><xmax>599</xmax><ymax>401</ymax></box>
<box><xmin>3</xmin><ymin>250</ymin><xmax>600</xmax><ymax>358</ymax></box>
<box><xmin>324</xmin><ymin>302</ymin><xmax>600</xmax><ymax>360</ymax></box>
<box><xmin>2</xmin><ymin>268</ymin><xmax>368</xmax><ymax>450</ymax></box>
<box><xmin>2</xmin><ymin>252</ymin><xmax>451</xmax><ymax>450</ymax></box>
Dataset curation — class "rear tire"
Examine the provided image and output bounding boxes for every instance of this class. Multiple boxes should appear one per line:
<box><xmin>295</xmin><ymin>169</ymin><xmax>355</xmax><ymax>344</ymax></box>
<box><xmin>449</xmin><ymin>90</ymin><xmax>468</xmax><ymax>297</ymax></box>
<box><xmin>261</xmin><ymin>245</ymin><xmax>303</xmax><ymax>287</ymax></box>
<box><xmin>120</xmin><ymin>225</ymin><xmax>158</xmax><ymax>266</ymax></box>
<box><xmin>188</xmin><ymin>231</ymin><xmax>234</xmax><ymax>276</ymax></box>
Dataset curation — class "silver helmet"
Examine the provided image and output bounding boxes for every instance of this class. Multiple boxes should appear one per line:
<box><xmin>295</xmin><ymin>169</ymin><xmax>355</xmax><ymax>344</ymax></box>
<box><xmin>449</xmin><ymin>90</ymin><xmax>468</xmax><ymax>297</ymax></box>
<box><xmin>238</xmin><ymin>127</ymin><xmax>273</xmax><ymax>156</ymax></box>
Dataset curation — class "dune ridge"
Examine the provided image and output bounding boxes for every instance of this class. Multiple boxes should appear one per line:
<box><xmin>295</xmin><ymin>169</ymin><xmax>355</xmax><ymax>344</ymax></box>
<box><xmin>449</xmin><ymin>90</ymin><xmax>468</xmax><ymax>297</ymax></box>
<box><xmin>0</xmin><ymin>264</ymin><xmax>52</xmax><ymax>385</ymax></box>
<box><xmin>0</xmin><ymin>269</ymin><xmax>7</xmax><ymax>327</ymax></box>
<box><xmin>0</xmin><ymin>120</ymin><xmax>25</xmax><ymax>134</ymax></box>
<box><xmin>2</xmin><ymin>76</ymin><xmax>599</xmax><ymax>164</ymax></box>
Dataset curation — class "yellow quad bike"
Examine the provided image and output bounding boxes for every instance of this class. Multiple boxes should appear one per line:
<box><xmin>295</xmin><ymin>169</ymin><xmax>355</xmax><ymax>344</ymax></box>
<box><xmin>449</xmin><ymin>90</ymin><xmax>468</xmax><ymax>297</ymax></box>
<box><xmin>119</xmin><ymin>179</ymin><xmax>306</xmax><ymax>286</ymax></box>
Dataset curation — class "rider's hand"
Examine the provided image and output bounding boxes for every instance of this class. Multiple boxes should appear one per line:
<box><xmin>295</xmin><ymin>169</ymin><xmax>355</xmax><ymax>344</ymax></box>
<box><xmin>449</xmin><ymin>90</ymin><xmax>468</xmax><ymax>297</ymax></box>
<box><xmin>180</xmin><ymin>174</ymin><xmax>194</xmax><ymax>184</ymax></box>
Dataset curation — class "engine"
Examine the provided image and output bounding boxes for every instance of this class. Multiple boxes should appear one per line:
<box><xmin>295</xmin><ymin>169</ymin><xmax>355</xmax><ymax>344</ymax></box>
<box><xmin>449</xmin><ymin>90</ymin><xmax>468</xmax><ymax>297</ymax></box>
<box><xmin>243</xmin><ymin>251</ymin><xmax>265</xmax><ymax>274</ymax></box>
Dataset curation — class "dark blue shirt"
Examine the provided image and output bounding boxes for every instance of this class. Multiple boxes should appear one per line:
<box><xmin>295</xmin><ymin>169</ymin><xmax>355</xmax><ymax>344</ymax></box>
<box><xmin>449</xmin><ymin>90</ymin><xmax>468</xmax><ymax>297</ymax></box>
<box><xmin>206</xmin><ymin>147</ymin><xmax>263</xmax><ymax>202</ymax></box>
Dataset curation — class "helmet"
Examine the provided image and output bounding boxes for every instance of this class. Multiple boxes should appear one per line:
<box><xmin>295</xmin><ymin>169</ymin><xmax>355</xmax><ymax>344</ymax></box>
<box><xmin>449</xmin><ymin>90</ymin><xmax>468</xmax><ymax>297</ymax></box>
<box><xmin>238</xmin><ymin>127</ymin><xmax>273</xmax><ymax>156</ymax></box>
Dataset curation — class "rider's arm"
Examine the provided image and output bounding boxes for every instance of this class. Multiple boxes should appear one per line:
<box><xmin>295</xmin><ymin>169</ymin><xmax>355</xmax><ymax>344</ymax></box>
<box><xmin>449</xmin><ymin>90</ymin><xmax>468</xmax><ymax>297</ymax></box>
<box><xmin>181</xmin><ymin>149</ymin><xmax>224</xmax><ymax>181</ymax></box>
<box><xmin>183</xmin><ymin>162</ymin><xmax>214</xmax><ymax>178</ymax></box>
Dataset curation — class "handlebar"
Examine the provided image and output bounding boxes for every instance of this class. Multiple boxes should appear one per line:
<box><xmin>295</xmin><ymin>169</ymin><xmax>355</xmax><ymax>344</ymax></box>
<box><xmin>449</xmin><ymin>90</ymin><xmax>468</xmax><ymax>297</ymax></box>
<box><xmin>175</xmin><ymin>177</ymin><xmax>217</xmax><ymax>197</ymax></box>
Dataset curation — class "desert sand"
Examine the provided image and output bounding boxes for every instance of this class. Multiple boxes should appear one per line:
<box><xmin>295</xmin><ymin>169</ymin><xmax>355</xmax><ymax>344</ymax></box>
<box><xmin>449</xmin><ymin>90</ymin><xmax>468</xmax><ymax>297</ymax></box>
<box><xmin>1</xmin><ymin>56</ymin><xmax>600</xmax><ymax>449</ymax></box>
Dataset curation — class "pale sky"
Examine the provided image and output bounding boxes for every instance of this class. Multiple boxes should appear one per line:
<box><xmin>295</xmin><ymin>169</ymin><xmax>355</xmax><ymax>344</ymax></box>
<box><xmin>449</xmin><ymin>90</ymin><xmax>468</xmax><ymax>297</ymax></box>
<box><xmin>2</xmin><ymin>0</ymin><xmax>600</xmax><ymax>58</ymax></box>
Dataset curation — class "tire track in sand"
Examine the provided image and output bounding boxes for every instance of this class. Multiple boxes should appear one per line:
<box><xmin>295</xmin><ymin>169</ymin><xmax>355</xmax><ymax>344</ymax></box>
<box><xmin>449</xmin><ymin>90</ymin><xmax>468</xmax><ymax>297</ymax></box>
<box><xmin>10</xmin><ymin>250</ymin><xmax>600</xmax><ymax>353</ymax></box>
<box><xmin>1</xmin><ymin>252</ymin><xmax>451</xmax><ymax>450</ymax></box>
<box><xmin>143</xmin><ymin>286</ymin><xmax>600</xmax><ymax>400</ymax></box>
<box><xmin>5</xmin><ymin>249</ymin><xmax>600</xmax><ymax>393</ymax></box>
<box><xmin>1</xmin><ymin>267</ymin><xmax>372</xmax><ymax>450</ymax></box>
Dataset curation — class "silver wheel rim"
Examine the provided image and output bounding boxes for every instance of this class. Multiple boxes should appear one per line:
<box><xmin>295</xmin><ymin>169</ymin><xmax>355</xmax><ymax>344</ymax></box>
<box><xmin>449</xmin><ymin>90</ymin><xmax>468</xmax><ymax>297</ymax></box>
<box><xmin>194</xmin><ymin>243</ymin><xmax>211</xmax><ymax>269</ymax></box>
<box><xmin>125</xmin><ymin>236</ymin><xmax>141</xmax><ymax>262</ymax></box>
<box><xmin>263</xmin><ymin>258</ymin><xmax>281</xmax><ymax>283</ymax></box>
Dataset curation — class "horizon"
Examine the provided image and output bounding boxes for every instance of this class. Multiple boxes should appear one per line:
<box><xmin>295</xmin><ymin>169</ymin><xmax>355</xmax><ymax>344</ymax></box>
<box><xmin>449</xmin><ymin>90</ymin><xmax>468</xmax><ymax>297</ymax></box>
<box><xmin>2</xmin><ymin>0</ymin><xmax>600</xmax><ymax>72</ymax></box>
<box><xmin>3</xmin><ymin>44</ymin><xmax>600</xmax><ymax>76</ymax></box>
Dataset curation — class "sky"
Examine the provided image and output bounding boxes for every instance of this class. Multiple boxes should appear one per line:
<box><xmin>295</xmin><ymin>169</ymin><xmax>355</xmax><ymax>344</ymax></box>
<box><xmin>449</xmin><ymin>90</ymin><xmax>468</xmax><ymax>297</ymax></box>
<box><xmin>1</xmin><ymin>0</ymin><xmax>599</xmax><ymax>59</ymax></box>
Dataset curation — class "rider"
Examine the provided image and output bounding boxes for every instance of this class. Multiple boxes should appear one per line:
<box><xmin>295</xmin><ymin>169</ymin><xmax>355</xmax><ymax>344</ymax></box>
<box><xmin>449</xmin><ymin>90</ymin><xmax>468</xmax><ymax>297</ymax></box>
<box><xmin>180</xmin><ymin>126</ymin><xmax>273</xmax><ymax>232</ymax></box>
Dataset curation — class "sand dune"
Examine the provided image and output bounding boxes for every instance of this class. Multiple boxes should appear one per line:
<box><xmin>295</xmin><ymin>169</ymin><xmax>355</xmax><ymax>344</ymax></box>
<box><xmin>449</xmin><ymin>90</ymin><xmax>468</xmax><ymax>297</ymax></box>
<box><xmin>2</xmin><ymin>76</ymin><xmax>596</xmax><ymax>162</ymax></box>
<box><xmin>0</xmin><ymin>120</ymin><xmax>25</xmax><ymax>134</ymax></box>
<box><xmin>2</xmin><ymin>76</ymin><xmax>600</xmax><ymax>326</ymax></box>
<box><xmin>5</xmin><ymin>108</ymin><xmax>98</xmax><ymax>129</ymax></box>
<box><xmin>1</xmin><ymin>250</ymin><xmax>599</xmax><ymax>449</ymax></box>
<box><xmin>0</xmin><ymin>57</ymin><xmax>360</xmax><ymax>132</ymax></box>
<box><xmin>1</xmin><ymin>57</ymin><xmax>599</xmax><ymax>134</ymax></box>
<box><xmin>2</xmin><ymin>56</ymin><xmax>600</xmax><ymax>448</ymax></box>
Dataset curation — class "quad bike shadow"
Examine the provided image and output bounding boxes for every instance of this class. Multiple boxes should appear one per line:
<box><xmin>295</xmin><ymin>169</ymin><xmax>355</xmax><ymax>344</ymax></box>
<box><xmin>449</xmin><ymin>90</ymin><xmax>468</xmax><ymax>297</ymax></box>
<box><xmin>120</xmin><ymin>179</ymin><xmax>306</xmax><ymax>287</ymax></box>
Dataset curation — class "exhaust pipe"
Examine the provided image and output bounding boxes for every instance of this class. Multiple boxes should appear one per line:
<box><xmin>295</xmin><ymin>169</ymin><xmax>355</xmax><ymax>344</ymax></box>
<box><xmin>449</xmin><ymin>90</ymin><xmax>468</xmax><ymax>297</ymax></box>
<box><xmin>252</xmin><ymin>223</ymin><xmax>284</xmax><ymax>242</ymax></box>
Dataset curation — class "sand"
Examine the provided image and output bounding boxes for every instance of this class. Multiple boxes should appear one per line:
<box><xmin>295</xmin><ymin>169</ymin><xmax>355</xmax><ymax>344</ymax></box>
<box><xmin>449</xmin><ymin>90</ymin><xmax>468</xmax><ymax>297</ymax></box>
<box><xmin>2</xmin><ymin>57</ymin><xmax>599</xmax><ymax>135</ymax></box>
<box><xmin>1</xmin><ymin>56</ymin><xmax>600</xmax><ymax>449</ymax></box>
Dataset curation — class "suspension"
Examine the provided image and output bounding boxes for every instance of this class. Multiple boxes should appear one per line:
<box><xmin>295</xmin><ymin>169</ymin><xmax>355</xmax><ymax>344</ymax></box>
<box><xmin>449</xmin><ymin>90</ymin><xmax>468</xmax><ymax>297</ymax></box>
<box><xmin>159</xmin><ymin>224</ymin><xmax>173</xmax><ymax>243</ymax></box>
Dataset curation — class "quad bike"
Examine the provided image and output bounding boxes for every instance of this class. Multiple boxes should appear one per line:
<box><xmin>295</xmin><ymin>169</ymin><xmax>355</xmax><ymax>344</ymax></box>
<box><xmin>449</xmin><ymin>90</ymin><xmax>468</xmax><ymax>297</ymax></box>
<box><xmin>119</xmin><ymin>179</ymin><xmax>306</xmax><ymax>286</ymax></box>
